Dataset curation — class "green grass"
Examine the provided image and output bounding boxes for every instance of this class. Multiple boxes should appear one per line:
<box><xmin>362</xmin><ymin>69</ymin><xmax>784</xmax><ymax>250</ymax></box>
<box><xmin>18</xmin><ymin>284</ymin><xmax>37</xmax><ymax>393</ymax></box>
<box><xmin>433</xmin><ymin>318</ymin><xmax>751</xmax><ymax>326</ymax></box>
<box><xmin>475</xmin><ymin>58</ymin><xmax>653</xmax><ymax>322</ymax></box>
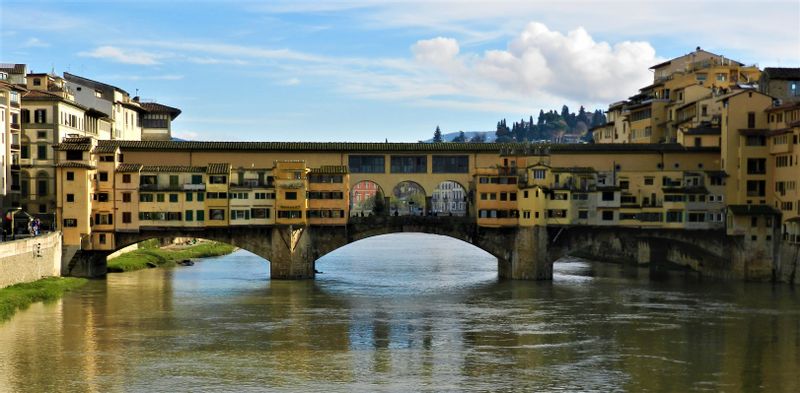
<box><xmin>107</xmin><ymin>242</ymin><xmax>236</xmax><ymax>273</ymax></box>
<box><xmin>0</xmin><ymin>277</ymin><xmax>88</xmax><ymax>322</ymax></box>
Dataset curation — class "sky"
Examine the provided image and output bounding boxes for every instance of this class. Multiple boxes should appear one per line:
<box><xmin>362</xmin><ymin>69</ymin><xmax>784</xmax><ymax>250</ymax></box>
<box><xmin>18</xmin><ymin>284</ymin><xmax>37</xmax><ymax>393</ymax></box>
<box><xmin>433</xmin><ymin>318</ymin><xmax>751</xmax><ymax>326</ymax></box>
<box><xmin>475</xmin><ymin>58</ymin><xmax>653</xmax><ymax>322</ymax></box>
<box><xmin>1</xmin><ymin>0</ymin><xmax>799</xmax><ymax>142</ymax></box>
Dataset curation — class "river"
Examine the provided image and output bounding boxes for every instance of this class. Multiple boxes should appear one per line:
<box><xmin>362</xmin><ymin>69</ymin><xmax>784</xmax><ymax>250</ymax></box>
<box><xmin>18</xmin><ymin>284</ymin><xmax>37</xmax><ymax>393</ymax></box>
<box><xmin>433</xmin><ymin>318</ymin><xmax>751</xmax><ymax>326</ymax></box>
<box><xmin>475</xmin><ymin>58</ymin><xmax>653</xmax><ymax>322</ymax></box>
<box><xmin>1</xmin><ymin>233</ymin><xmax>798</xmax><ymax>392</ymax></box>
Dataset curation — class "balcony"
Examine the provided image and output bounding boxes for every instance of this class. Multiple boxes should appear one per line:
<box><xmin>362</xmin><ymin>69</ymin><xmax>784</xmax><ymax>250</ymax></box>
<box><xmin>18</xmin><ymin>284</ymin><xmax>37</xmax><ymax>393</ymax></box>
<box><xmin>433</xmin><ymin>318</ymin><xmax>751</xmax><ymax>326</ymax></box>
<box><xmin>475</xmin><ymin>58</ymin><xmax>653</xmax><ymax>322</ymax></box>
<box><xmin>10</xmin><ymin>123</ymin><xmax>20</xmax><ymax>130</ymax></box>
<box><xmin>183</xmin><ymin>183</ymin><xmax>205</xmax><ymax>191</ymax></box>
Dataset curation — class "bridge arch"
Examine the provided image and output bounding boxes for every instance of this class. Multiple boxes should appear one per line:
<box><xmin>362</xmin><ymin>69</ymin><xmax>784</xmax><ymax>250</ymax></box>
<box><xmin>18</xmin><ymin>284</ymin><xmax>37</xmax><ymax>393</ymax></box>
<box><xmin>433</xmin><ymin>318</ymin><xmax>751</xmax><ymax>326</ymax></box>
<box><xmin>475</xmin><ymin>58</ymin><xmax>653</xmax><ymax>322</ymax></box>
<box><xmin>431</xmin><ymin>180</ymin><xmax>468</xmax><ymax>216</ymax></box>
<box><xmin>390</xmin><ymin>180</ymin><xmax>427</xmax><ymax>216</ymax></box>
<box><xmin>350</xmin><ymin>180</ymin><xmax>385</xmax><ymax>216</ymax></box>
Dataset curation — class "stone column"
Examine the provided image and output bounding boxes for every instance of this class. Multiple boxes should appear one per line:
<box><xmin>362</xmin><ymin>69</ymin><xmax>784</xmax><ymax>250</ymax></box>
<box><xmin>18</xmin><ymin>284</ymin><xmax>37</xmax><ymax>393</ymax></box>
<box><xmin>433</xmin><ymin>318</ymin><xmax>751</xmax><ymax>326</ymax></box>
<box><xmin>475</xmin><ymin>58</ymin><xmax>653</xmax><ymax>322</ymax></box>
<box><xmin>508</xmin><ymin>226</ymin><xmax>552</xmax><ymax>280</ymax></box>
<box><xmin>65</xmin><ymin>250</ymin><xmax>109</xmax><ymax>278</ymax></box>
<box><xmin>269</xmin><ymin>226</ymin><xmax>315</xmax><ymax>279</ymax></box>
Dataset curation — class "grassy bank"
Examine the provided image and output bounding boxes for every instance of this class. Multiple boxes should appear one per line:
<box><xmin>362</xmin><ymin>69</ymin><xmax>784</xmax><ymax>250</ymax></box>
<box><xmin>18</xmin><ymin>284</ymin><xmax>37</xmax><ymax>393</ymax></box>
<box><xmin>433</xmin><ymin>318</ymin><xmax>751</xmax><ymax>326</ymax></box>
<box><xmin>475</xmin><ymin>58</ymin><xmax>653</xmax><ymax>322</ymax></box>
<box><xmin>0</xmin><ymin>277</ymin><xmax>88</xmax><ymax>322</ymax></box>
<box><xmin>107</xmin><ymin>241</ymin><xmax>236</xmax><ymax>272</ymax></box>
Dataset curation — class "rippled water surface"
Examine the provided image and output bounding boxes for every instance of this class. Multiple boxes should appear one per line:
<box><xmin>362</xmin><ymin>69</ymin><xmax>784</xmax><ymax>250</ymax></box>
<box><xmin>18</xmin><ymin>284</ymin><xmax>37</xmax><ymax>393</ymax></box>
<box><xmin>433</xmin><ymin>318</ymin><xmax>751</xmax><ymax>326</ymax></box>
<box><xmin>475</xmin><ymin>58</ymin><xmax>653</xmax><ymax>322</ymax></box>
<box><xmin>1</xmin><ymin>233</ymin><xmax>799</xmax><ymax>392</ymax></box>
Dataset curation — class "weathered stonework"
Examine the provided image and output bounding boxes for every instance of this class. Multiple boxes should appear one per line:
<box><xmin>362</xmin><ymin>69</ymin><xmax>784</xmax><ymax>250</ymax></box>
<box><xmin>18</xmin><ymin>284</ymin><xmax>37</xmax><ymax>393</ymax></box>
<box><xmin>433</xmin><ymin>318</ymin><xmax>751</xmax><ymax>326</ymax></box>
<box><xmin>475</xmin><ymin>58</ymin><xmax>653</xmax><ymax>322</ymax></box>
<box><xmin>0</xmin><ymin>233</ymin><xmax>62</xmax><ymax>288</ymax></box>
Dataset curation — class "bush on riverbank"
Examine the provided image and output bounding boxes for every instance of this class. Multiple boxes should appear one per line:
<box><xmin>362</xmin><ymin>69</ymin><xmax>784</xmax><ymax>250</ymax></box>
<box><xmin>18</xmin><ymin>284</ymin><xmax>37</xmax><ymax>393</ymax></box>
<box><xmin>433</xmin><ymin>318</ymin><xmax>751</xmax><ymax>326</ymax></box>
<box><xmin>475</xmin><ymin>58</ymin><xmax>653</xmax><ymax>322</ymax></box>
<box><xmin>0</xmin><ymin>277</ymin><xmax>87</xmax><ymax>322</ymax></box>
<box><xmin>107</xmin><ymin>242</ymin><xmax>236</xmax><ymax>272</ymax></box>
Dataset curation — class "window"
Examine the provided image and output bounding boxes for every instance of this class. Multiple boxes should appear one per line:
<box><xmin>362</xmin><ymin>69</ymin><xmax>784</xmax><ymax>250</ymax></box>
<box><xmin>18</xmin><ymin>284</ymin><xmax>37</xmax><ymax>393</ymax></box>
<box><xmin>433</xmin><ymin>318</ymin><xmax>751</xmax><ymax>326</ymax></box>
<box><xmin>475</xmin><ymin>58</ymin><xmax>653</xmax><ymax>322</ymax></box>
<box><xmin>66</xmin><ymin>172</ymin><xmax>74</xmax><ymax>181</ymax></box>
<box><xmin>37</xmin><ymin>130</ymin><xmax>47</xmax><ymax>139</ymax></box>
<box><xmin>196</xmin><ymin>210</ymin><xmax>205</xmax><ymax>221</ymax></box>
<box><xmin>523</xmin><ymin>190</ymin><xmax>529</xmax><ymax>198</ymax></box>
<box><xmin>34</xmin><ymin>109</ymin><xmax>46</xmax><ymax>123</ymax></box>
<box><xmin>209</xmin><ymin>175</ymin><xmax>227</xmax><ymax>184</ymax></box>
<box><xmin>37</xmin><ymin>179</ymin><xmax>47</xmax><ymax>196</ymax></box>
<box><xmin>94</xmin><ymin>213</ymin><xmax>113</xmax><ymax>225</ymax></box>
<box><xmin>251</xmin><ymin>208</ymin><xmax>271</xmax><ymax>219</ymax></box>
<box><xmin>197</xmin><ymin>192</ymin><xmax>205</xmax><ymax>201</ymax></box>
<box><xmin>21</xmin><ymin>144</ymin><xmax>29</xmax><ymax>159</ymax></box>
<box><xmin>63</xmin><ymin>218</ymin><xmax>77</xmax><ymax>227</ymax></box>
<box><xmin>122</xmin><ymin>174</ymin><xmax>131</xmax><ymax>183</ymax></box>
<box><xmin>122</xmin><ymin>212</ymin><xmax>131</xmax><ymax>223</ymax></box>
<box><xmin>191</xmin><ymin>175</ymin><xmax>203</xmax><ymax>184</ymax></box>
<box><xmin>231</xmin><ymin>210</ymin><xmax>249</xmax><ymax>220</ymax></box>
<box><xmin>37</xmin><ymin>144</ymin><xmax>47</xmax><ymax>159</ymax></box>
<box><xmin>432</xmin><ymin>155</ymin><xmax>468</xmax><ymax>173</ymax></box>
<box><xmin>644</xmin><ymin>177</ymin><xmax>654</xmax><ymax>185</ymax></box>
<box><xmin>349</xmin><ymin>155</ymin><xmax>385</xmax><ymax>173</ymax></box>
<box><xmin>169</xmin><ymin>194</ymin><xmax>178</xmax><ymax>203</ymax></box>
<box><xmin>185</xmin><ymin>210</ymin><xmax>193</xmax><ymax>221</ymax></box>
<box><xmin>285</xmin><ymin>191</ymin><xmax>297</xmax><ymax>200</ymax></box>
<box><xmin>66</xmin><ymin>193</ymin><xmax>74</xmax><ymax>202</ymax></box>
<box><xmin>97</xmin><ymin>193</ymin><xmax>109</xmax><ymax>202</ymax></box>
<box><xmin>666</xmin><ymin>211</ymin><xmax>683</xmax><ymax>223</ymax></box>
<box><xmin>38</xmin><ymin>204</ymin><xmax>46</xmax><ymax>214</ymax></box>
<box><xmin>99</xmin><ymin>172</ymin><xmax>108</xmax><ymax>182</ymax></box>
<box><xmin>601</xmin><ymin>211</ymin><xmax>614</xmax><ymax>221</ymax></box>
<box><xmin>140</xmin><ymin>193</ymin><xmax>154</xmax><ymax>202</ymax></box>
<box><xmin>601</xmin><ymin>191</ymin><xmax>615</xmax><ymax>201</ymax></box>
<box><xmin>122</xmin><ymin>193</ymin><xmax>131</xmax><ymax>203</ymax></box>
<box><xmin>578</xmin><ymin>210</ymin><xmax>588</xmax><ymax>219</ymax></box>
<box><xmin>210</xmin><ymin>209</ymin><xmax>225</xmax><ymax>220</ymax></box>
<box><xmin>169</xmin><ymin>175</ymin><xmax>179</xmax><ymax>187</ymax></box>
<box><xmin>391</xmin><ymin>155</ymin><xmax>427</xmax><ymax>173</ymax></box>
<box><xmin>747</xmin><ymin>112</ymin><xmax>756</xmax><ymax>129</ymax></box>
<box><xmin>746</xmin><ymin>158</ymin><xmax>766</xmax><ymax>174</ymax></box>
<box><xmin>186</xmin><ymin>192</ymin><xmax>193</xmax><ymax>202</ymax></box>
<box><xmin>156</xmin><ymin>193</ymin><xmax>165</xmax><ymax>202</ymax></box>
<box><xmin>278</xmin><ymin>210</ymin><xmax>303</xmax><ymax>219</ymax></box>
<box><xmin>751</xmin><ymin>216</ymin><xmax>758</xmax><ymax>227</ymax></box>
<box><xmin>533</xmin><ymin>169</ymin><xmax>546</xmax><ymax>179</ymax></box>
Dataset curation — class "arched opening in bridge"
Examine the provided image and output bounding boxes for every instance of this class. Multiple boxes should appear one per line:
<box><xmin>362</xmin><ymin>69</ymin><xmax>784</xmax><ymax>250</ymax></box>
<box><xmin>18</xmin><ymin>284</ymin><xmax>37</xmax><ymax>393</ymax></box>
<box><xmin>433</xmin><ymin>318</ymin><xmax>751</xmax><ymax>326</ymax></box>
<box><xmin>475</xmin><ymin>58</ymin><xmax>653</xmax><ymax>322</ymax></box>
<box><xmin>315</xmin><ymin>233</ymin><xmax>497</xmax><ymax>294</ymax></box>
<box><xmin>431</xmin><ymin>180</ymin><xmax>468</xmax><ymax>216</ymax></box>
<box><xmin>390</xmin><ymin>181</ymin><xmax>426</xmax><ymax>216</ymax></box>
<box><xmin>350</xmin><ymin>180</ymin><xmax>385</xmax><ymax>216</ymax></box>
<box><xmin>104</xmin><ymin>237</ymin><xmax>267</xmax><ymax>274</ymax></box>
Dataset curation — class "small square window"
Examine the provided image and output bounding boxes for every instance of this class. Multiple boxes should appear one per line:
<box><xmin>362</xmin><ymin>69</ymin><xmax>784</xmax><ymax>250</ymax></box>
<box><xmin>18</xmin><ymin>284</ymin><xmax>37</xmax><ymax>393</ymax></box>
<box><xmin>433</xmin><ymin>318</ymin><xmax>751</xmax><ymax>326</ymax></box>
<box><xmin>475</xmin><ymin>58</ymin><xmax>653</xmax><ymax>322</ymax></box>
<box><xmin>66</xmin><ymin>193</ymin><xmax>75</xmax><ymax>202</ymax></box>
<box><xmin>122</xmin><ymin>174</ymin><xmax>131</xmax><ymax>183</ymax></box>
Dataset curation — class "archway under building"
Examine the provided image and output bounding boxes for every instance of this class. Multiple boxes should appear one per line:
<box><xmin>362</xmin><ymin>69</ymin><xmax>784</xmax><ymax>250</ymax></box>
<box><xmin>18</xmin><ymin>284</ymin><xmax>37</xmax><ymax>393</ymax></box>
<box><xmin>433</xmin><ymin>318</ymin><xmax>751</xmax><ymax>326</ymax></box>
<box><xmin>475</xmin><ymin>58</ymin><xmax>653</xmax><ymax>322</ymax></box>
<box><xmin>350</xmin><ymin>180</ymin><xmax>386</xmax><ymax>217</ymax></box>
<box><xmin>431</xmin><ymin>180</ymin><xmax>468</xmax><ymax>216</ymax></box>
<box><xmin>390</xmin><ymin>181</ymin><xmax>426</xmax><ymax>216</ymax></box>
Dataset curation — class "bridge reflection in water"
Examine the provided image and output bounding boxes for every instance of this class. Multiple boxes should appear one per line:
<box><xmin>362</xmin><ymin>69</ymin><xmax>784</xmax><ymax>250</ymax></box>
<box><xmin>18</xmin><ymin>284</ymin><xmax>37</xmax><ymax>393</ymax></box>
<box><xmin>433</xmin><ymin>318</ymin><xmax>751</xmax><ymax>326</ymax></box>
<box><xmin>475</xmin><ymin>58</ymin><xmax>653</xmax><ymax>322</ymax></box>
<box><xmin>2</xmin><ymin>235</ymin><xmax>799</xmax><ymax>392</ymax></box>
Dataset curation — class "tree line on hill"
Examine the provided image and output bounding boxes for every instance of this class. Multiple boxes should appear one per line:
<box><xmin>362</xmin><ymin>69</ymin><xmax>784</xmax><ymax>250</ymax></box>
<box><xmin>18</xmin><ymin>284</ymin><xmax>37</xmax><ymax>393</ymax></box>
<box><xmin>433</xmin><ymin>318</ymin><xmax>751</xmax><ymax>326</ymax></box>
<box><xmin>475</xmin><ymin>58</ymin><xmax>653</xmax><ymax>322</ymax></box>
<box><xmin>432</xmin><ymin>105</ymin><xmax>607</xmax><ymax>143</ymax></box>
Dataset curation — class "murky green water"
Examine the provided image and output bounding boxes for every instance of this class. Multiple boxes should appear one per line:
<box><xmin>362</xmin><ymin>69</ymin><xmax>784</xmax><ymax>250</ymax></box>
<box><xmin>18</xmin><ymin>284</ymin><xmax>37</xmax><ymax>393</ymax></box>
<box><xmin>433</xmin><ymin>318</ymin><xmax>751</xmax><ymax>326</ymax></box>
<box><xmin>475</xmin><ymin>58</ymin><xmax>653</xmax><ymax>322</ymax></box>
<box><xmin>1</xmin><ymin>233</ymin><xmax>798</xmax><ymax>392</ymax></box>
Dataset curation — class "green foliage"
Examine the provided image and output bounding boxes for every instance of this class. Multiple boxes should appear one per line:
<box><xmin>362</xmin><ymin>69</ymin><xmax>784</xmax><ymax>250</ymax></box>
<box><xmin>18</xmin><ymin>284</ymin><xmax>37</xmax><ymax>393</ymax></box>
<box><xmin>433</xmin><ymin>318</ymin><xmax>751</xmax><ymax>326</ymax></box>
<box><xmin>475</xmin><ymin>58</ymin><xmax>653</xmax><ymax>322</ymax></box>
<box><xmin>107</xmin><ymin>241</ymin><xmax>236</xmax><ymax>272</ymax></box>
<box><xmin>372</xmin><ymin>191</ymin><xmax>386</xmax><ymax>214</ymax></box>
<box><xmin>0</xmin><ymin>277</ymin><xmax>87</xmax><ymax>322</ymax></box>
<box><xmin>452</xmin><ymin>131</ymin><xmax>467</xmax><ymax>143</ymax></box>
<box><xmin>433</xmin><ymin>126</ymin><xmax>443</xmax><ymax>143</ymax></box>
<box><xmin>493</xmin><ymin>105</ymin><xmax>605</xmax><ymax>143</ymax></box>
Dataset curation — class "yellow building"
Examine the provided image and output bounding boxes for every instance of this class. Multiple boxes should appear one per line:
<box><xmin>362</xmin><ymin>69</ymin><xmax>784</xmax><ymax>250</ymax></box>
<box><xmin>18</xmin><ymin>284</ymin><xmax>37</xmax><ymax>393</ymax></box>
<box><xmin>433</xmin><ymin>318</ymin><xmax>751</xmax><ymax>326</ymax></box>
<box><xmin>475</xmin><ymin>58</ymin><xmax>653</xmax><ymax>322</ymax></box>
<box><xmin>766</xmin><ymin>101</ymin><xmax>800</xmax><ymax>243</ymax></box>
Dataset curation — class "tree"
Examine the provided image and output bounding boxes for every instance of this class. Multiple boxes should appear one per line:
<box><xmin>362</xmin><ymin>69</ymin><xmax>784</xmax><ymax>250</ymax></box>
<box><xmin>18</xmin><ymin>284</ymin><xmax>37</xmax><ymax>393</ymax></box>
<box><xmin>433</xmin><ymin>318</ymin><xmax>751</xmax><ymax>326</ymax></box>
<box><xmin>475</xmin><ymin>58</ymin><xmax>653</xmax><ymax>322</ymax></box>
<box><xmin>433</xmin><ymin>126</ymin><xmax>443</xmax><ymax>143</ymax></box>
<box><xmin>469</xmin><ymin>133</ymin><xmax>486</xmax><ymax>143</ymax></box>
<box><xmin>495</xmin><ymin>119</ymin><xmax>512</xmax><ymax>142</ymax></box>
<box><xmin>372</xmin><ymin>191</ymin><xmax>386</xmax><ymax>215</ymax></box>
<box><xmin>453</xmin><ymin>131</ymin><xmax>467</xmax><ymax>142</ymax></box>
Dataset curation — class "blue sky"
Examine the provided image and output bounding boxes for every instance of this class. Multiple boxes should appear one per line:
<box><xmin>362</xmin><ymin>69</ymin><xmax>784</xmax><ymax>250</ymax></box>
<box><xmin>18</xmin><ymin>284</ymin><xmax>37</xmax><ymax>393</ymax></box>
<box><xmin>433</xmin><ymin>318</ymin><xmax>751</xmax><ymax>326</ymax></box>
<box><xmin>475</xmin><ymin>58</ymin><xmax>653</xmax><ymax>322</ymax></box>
<box><xmin>2</xmin><ymin>0</ymin><xmax>799</xmax><ymax>142</ymax></box>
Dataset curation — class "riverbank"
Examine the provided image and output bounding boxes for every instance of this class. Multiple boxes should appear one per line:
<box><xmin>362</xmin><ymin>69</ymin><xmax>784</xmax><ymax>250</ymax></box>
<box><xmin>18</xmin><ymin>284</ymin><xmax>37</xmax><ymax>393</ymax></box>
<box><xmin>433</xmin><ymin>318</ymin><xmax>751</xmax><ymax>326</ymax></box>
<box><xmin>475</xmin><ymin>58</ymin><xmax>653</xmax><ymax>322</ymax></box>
<box><xmin>0</xmin><ymin>277</ymin><xmax>87</xmax><ymax>322</ymax></box>
<box><xmin>107</xmin><ymin>241</ymin><xmax>236</xmax><ymax>272</ymax></box>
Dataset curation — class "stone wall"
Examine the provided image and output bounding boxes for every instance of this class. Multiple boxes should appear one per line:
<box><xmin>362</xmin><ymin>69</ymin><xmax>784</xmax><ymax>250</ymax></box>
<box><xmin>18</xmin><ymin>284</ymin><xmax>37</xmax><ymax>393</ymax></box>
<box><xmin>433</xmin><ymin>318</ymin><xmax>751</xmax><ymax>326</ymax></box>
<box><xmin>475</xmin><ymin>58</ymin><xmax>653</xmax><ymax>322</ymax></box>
<box><xmin>0</xmin><ymin>232</ymin><xmax>62</xmax><ymax>288</ymax></box>
<box><xmin>777</xmin><ymin>241</ymin><xmax>800</xmax><ymax>286</ymax></box>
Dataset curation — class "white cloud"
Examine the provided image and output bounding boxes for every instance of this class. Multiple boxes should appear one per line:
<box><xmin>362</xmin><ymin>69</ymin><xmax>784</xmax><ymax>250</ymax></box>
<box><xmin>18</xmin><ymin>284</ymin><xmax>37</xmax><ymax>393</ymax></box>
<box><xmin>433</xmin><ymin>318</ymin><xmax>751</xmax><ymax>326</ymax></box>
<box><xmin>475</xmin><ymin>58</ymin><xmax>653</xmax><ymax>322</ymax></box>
<box><xmin>280</xmin><ymin>78</ymin><xmax>301</xmax><ymax>86</ymax></box>
<box><xmin>21</xmin><ymin>37</ymin><xmax>49</xmax><ymax>48</ymax></box>
<box><xmin>412</xmin><ymin>37</ymin><xmax>460</xmax><ymax>68</ymax></box>
<box><xmin>78</xmin><ymin>46</ymin><xmax>162</xmax><ymax>65</ymax></box>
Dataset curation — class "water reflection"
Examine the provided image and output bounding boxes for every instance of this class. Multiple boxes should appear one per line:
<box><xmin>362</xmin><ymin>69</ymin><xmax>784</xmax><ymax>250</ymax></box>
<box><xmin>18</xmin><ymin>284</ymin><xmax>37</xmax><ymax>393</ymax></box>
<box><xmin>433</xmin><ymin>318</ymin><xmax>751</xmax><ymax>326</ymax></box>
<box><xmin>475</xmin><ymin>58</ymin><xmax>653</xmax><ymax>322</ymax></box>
<box><xmin>0</xmin><ymin>234</ymin><xmax>798</xmax><ymax>392</ymax></box>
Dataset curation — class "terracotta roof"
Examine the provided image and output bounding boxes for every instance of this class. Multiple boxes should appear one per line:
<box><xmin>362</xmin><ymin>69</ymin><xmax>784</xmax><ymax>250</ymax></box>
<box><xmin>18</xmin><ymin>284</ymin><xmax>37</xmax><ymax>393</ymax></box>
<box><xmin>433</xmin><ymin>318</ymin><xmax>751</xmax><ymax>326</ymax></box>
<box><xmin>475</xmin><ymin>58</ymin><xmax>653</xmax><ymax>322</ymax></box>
<box><xmin>683</xmin><ymin>126</ymin><xmax>720</xmax><ymax>135</ymax></box>
<box><xmin>551</xmin><ymin>167</ymin><xmax>595</xmax><ymax>173</ymax></box>
<box><xmin>23</xmin><ymin>89</ymin><xmax>62</xmax><ymax>100</ymax></box>
<box><xmin>0</xmin><ymin>64</ymin><xmax>26</xmax><ymax>74</ymax></box>
<box><xmin>728</xmin><ymin>204</ymin><xmax>781</xmax><ymax>216</ymax></box>
<box><xmin>140</xmin><ymin>102</ymin><xmax>181</xmax><ymax>118</ymax></box>
<box><xmin>738</xmin><ymin>129</ymin><xmax>770</xmax><ymax>136</ymax></box>
<box><xmin>92</xmin><ymin>145</ymin><xmax>118</xmax><ymax>154</ymax></box>
<box><xmin>141</xmin><ymin>165</ymin><xmax>206</xmax><ymax>173</ymax></box>
<box><xmin>56</xmin><ymin>162</ymin><xmax>95</xmax><ymax>169</ymax></box>
<box><xmin>98</xmin><ymin>140</ymin><xmax>524</xmax><ymax>153</ymax></box>
<box><xmin>116</xmin><ymin>164</ymin><xmax>143</xmax><ymax>173</ymax></box>
<box><xmin>309</xmin><ymin>165</ymin><xmax>348</xmax><ymax>174</ymax></box>
<box><xmin>550</xmin><ymin>143</ymin><xmax>719</xmax><ymax>154</ymax></box>
<box><xmin>206</xmin><ymin>163</ymin><xmax>230</xmax><ymax>174</ymax></box>
<box><xmin>54</xmin><ymin>143</ymin><xmax>91</xmax><ymax>151</ymax></box>
<box><xmin>763</xmin><ymin>68</ymin><xmax>800</xmax><ymax>80</ymax></box>
<box><xmin>63</xmin><ymin>136</ymin><xmax>92</xmax><ymax>143</ymax></box>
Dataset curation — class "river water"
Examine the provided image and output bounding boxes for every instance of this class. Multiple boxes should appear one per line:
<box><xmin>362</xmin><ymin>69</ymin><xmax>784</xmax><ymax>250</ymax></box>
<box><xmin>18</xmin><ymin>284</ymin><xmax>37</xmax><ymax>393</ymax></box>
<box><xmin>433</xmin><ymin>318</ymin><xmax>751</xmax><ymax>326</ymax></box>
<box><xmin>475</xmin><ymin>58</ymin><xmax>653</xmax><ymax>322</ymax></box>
<box><xmin>1</xmin><ymin>233</ymin><xmax>799</xmax><ymax>392</ymax></box>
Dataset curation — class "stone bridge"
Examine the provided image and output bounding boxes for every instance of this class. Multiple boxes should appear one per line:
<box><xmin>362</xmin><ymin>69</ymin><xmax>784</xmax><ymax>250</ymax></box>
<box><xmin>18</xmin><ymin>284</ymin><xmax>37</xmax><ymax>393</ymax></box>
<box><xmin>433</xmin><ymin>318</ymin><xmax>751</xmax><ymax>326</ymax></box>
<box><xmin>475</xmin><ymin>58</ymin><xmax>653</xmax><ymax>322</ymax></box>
<box><xmin>64</xmin><ymin>216</ymin><xmax>768</xmax><ymax>281</ymax></box>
